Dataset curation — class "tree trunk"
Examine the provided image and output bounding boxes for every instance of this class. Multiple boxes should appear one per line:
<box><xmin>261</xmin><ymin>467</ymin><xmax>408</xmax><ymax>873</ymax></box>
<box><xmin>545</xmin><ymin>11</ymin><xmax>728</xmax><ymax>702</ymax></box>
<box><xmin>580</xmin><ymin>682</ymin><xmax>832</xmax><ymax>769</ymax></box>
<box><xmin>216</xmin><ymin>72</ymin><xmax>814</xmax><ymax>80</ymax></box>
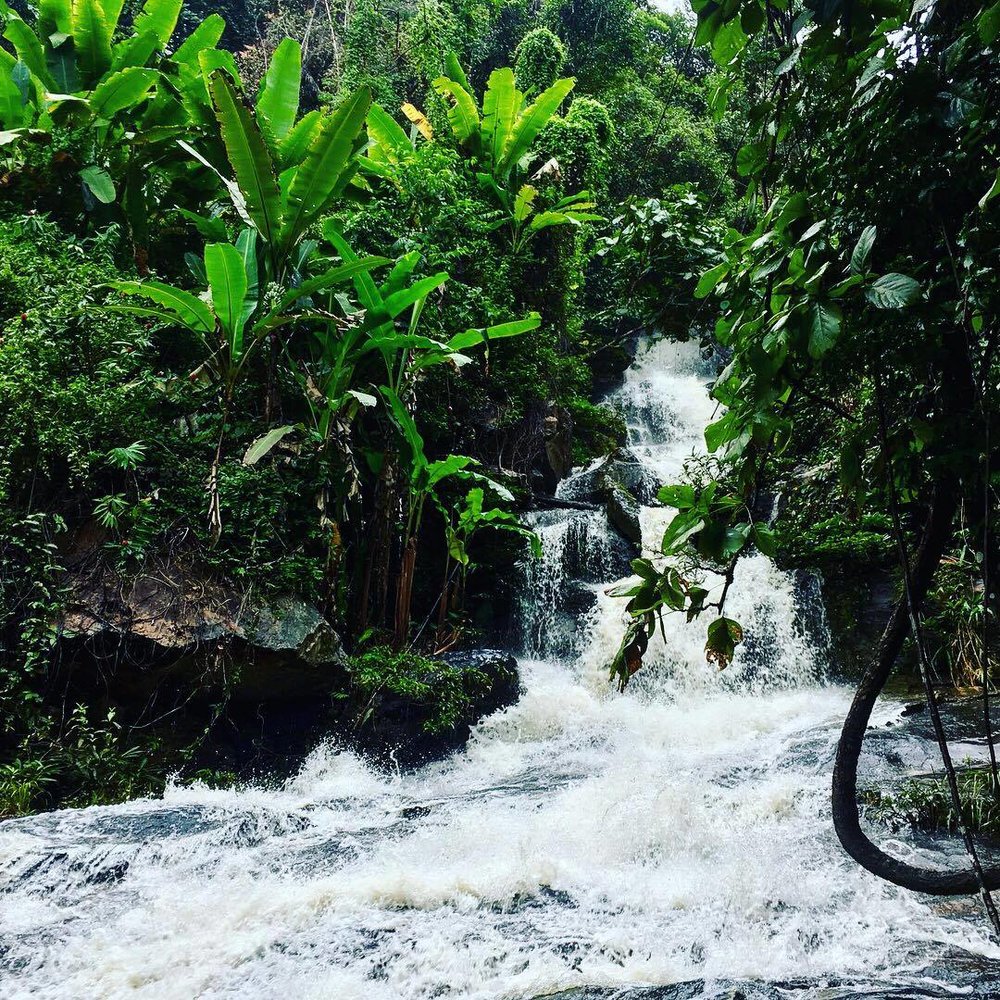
<box><xmin>832</xmin><ymin>480</ymin><xmax>1000</xmax><ymax>894</ymax></box>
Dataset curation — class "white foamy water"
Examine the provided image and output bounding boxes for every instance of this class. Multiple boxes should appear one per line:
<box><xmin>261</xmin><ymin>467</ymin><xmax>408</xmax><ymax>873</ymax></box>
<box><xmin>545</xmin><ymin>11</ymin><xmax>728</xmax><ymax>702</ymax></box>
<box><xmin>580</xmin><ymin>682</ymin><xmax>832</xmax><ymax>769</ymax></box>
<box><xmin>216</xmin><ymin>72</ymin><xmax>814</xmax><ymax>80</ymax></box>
<box><xmin>2</xmin><ymin>339</ymin><xmax>998</xmax><ymax>999</ymax></box>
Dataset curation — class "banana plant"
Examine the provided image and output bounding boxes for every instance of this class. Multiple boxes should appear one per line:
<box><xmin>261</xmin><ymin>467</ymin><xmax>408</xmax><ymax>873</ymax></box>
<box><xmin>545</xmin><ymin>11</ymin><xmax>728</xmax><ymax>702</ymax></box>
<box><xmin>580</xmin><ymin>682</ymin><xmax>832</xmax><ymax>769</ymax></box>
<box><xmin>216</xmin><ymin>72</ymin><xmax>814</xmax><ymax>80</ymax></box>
<box><xmin>181</xmin><ymin>54</ymin><xmax>372</xmax><ymax>284</ymax></box>
<box><xmin>435</xmin><ymin>487</ymin><xmax>540</xmax><ymax>643</ymax></box>
<box><xmin>0</xmin><ymin>0</ymin><xmax>225</xmax><ymax>248</ymax></box>
<box><xmin>379</xmin><ymin>385</ymin><xmax>523</xmax><ymax>648</ymax></box>
<box><xmin>102</xmin><ymin>228</ymin><xmax>388</xmax><ymax>541</ymax></box>
<box><xmin>367</xmin><ymin>56</ymin><xmax>600</xmax><ymax>248</ymax></box>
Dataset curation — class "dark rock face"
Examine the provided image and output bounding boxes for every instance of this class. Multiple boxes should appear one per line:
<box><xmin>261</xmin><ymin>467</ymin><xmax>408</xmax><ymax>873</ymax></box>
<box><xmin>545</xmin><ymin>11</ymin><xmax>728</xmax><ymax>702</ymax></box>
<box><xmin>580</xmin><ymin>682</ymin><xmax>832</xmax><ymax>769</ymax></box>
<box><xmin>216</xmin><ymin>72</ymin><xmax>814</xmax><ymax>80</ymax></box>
<box><xmin>345</xmin><ymin>649</ymin><xmax>521</xmax><ymax>767</ymax></box>
<box><xmin>606</xmin><ymin>479</ymin><xmax>642</xmax><ymax>547</ymax></box>
<box><xmin>543</xmin><ymin>402</ymin><xmax>575</xmax><ymax>487</ymax></box>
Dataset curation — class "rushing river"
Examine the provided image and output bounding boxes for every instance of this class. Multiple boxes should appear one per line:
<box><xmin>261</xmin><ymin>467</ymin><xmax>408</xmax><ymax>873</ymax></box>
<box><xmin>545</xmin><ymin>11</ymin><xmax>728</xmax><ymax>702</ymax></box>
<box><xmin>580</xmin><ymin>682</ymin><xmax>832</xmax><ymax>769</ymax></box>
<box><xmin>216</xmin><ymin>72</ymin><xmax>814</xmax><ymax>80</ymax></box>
<box><xmin>2</xmin><ymin>340</ymin><xmax>999</xmax><ymax>999</ymax></box>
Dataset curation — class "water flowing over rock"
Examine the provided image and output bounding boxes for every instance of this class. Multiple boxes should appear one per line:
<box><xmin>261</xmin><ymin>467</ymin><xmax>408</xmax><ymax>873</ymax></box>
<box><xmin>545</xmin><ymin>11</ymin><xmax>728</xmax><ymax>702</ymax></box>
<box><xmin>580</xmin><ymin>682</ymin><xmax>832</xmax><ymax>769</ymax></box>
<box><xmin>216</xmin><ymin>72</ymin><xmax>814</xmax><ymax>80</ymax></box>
<box><xmin>3</xmin><ymin>338</ymin><xmax>999</xmax><ymax>999</ymax></box>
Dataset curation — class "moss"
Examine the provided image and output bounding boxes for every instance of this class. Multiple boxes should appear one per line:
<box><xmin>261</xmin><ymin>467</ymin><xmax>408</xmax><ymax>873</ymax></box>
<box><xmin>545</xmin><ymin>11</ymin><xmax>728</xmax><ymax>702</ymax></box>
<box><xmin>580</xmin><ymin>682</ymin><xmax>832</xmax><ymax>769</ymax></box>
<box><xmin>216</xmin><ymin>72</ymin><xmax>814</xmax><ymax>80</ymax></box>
<box><xmin>346</xmin><ymin>646</ymin><xmax>493</xmax><ymax>735</ymax></box>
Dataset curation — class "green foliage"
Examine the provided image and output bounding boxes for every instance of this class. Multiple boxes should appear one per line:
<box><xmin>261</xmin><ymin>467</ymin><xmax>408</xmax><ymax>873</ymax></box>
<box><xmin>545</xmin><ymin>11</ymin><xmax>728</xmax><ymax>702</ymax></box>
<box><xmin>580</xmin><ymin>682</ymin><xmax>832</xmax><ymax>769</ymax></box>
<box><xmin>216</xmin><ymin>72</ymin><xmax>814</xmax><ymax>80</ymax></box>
<box><xmin>514</xmin><ymin>27</ymin><xmax>567</xmax><ymax>96</ymax></box>
<box><xmin>346</xmin><ymin>645</ymin><xmax>493</xmax><ymax>734</ymax></box>
<box><xmin>864</xmin><ymin>768</ymin><xmax>1000</xmax><ymax>842</ymax></box>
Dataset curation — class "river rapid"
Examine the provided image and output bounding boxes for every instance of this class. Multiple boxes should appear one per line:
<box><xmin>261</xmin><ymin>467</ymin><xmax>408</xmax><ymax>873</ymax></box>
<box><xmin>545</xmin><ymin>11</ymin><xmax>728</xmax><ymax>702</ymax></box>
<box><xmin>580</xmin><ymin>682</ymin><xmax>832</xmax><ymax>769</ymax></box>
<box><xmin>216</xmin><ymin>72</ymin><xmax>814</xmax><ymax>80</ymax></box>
<box><xmin>2</xmin><ymin>339</ymin><xmax>999</xmax><ymax>999</ymax></box>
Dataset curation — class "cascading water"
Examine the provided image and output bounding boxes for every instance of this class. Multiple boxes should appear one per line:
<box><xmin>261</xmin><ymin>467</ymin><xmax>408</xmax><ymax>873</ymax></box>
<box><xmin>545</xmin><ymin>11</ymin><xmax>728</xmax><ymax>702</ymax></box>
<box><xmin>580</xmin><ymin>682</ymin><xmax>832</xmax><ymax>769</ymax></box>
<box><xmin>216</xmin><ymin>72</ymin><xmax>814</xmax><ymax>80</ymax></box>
<box><xmin>2</xmin><ymin>338</ymin><xmax>999</xmax><ymax>1000</ymax></box>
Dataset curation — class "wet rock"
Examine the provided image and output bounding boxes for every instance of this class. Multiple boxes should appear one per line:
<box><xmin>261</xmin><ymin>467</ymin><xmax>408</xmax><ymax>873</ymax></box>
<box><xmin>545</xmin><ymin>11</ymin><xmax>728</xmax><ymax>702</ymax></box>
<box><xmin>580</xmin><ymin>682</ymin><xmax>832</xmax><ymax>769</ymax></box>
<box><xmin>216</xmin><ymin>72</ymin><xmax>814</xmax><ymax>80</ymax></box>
<box><xmin>543</xmin><ymin>402</ymin><xmax>574</xmax><ymax>486</ymax></box>
<box><xmin>347</xmin><ymin>649</ymin><xmax>520</xmax><ymax>767</ymax></box>
<box><xmin>606</xmin><ymin>479</ymin><xmax>642</xmax><ymax>547</ymax></box>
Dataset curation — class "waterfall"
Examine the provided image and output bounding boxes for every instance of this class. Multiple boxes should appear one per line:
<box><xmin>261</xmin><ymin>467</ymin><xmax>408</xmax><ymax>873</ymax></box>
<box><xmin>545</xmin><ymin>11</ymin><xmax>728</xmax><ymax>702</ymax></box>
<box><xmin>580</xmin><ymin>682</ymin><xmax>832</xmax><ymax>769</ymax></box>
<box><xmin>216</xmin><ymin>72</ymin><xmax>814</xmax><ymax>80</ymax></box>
<box><xmin>1</xmin><ymin>338</ymin><xmax>998</xmax><ymax>1000</ymax></box>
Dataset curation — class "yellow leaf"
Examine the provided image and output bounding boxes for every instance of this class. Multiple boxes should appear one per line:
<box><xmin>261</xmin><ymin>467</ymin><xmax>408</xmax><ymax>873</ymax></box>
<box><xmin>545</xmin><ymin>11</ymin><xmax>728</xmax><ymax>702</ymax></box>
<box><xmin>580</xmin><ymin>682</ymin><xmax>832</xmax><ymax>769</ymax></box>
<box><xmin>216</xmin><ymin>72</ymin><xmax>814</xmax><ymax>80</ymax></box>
<box><xmin>401</xmin><ymin>102</ymin><xmax>433</xmax><ymax>140</ymax></box>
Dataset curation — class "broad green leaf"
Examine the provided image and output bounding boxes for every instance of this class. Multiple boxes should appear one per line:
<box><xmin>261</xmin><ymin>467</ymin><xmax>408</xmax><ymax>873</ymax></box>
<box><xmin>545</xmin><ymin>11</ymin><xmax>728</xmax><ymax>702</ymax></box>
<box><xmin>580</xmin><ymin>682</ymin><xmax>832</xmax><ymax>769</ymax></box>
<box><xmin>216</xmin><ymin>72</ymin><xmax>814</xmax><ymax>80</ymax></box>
<box><xmin>276</xmin><ymin>256</ymin><xmax>390</xmax><ymax>312</ymax></box>
<box><xmin>443</xmin><ymin>51</ymin><xmax>471</xmax><ymax>93</ymax></box>
<box><xmin>736</xmin><ymin>140</ymin><xmax>767</xmax><ymax>177</ymax></box>
<box><xmin>500</xmin><ymin>76</ymin><xmax>574</xmax><ymax>179</ymax></box>
<box><xmin>205</xmin><ymin>242</ymin><xmax>248</xmax><ymax>353</ymax></box>
<box><xmin>446</xmin><ymin>314</ymin><xmax>540</xmax><ymax>351</ymax></box>
<box><xmin>513</xmin><ymin>183</ymin><xmax>537</xmax><ymax>223</ymax></box>
<box><xmin>109</xmin><ymin>279</ymin><xmax>215</xmax><ymax>332</ymax></box>
<box><xmin>363</xmin><ymin>273</ymin><xmax>448</xmax><ymax>328</ymax></box>
<box><xmin>133</xmin><ymin>0</ymin><xmax>182</xmax><ymax>47</ymax></box>
<box><xmin>176</xmin><ymin>207</ymin><xmax>228</xmax><ymax>242</ymax></box>
<box><xmin>278</xmin><ymin>107</ymin><xmax>321</xmax><ymax>167</ymax></box>
<box><xmin>256</xmin><ymin>37</ymin><xmax>300</xmax><ymax>143</ymax></box>
<box><xmin>243</xmin><ymin>424</ymin><xmax>295</xmax><ymax>465</ymax></box>
<box><xmin>109</xmin><ymin>30</ymin><xmax>159</xmax><ymax>73</ymax></box>
<box><xmin>481</xmin><ymin>67</ymin><xmax>518</xmax><ymax>168</ymax></box>
<box><xmin>807</xmin><ymin>301</ymin><xmax>842</xmax><ymax>358</ymax></box>
<box><xmin>72</xmin><ymin>0</ymin><xmax>113</xmax><ymax>84</ymax></box>
<box><xmin>281</xmin><ymin>86</ymin><xmax>371</xmax><ymax>249</ymax></box>
<box><xmin>432</xmin><ymin>76</ymin><xmax>480</xmax><ymax>145</ymax></box>
<box><xmin>90</xmin><ymin>67</ymin><xmax>158</xmax><ymax>117</ymax></box>
<box><xmin>4</xmin><ymin>18</ymin><xmax>56</xmax><ymax>89</ymax></box>
<box><xmin>39</xmin><ymin>0</ymin><xmax>72</xmax><ymax>36</ymax></box>
<box><xmin>694</xmin><ymin>262</ymin><xmax>728</xmax><ymax>298</ymax></box>
<box><xmin>171</xmin><ymin>13</ymin><xmax>225</xmax><ymax>64</ymax></box>
<box><xmin>705</xmin><ymin>616</ymin><xmax>743</xmax><ymax>669</ymax></box>
<box><xmin>864</xmin><ymin>272</ymin><xmax>921</xmax><ymax>309</ymax></box>
<box><xmin>79</xmin><ymin>164</ymin><xmax>115</xmax><ymax>203</ymax></box>
<box><xmin>980</xmin><ymin>168</ymin><xmax>1000</xmax><ymax>209</ymax></box>
<box><xmin>380</xmin><ymin>385</ymin><xmax>425</xmax><ymax>469</ymax></box>
<box><xmin>209</xmin><ymin>71</ymin><xmax>282</xmax><ymax>248</ymax></box>
<box><xmin>657</xmin><ymin>484</ymin><xmax>696</xmax><ymax>510</ymax></box>
<box><xmin>850</xmin><ymin>225</ymin><xmax>877</xmax><ymax>274</ymax></box>
<box><xmin>366</xmin><ymin>103</ymin><xmax>411</xmax><ymax>162</ymax></box>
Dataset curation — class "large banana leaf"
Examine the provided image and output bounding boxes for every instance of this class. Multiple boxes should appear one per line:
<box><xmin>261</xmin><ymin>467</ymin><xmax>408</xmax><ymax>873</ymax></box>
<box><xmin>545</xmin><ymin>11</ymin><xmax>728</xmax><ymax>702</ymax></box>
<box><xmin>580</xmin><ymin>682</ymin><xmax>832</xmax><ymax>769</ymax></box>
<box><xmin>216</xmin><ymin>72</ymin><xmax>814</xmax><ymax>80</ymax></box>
<box><xmin>4</xmin><ymin>18</ymin><xmax>55</xmax><ymax>90</ymax></box>
<box><xmin>235</xmin><ymin>227</ymin><xmax>259</xmax><ymax>327</ymax></box>
<box><xmin>445</xmin><ymin>314</ymin><xmax>541</xmax><ymax>352</ymax></box>
<box><xmin>481</xmin><ymin>68</ymin><xmax>518</xmax><ymax>169</ymax></box>
<box><xmin>256</xmin><ymin>37</ymin><xmax>300</xmax><ymax>144</ymax></box>
<box><xmin>71</xmin><ymin>0</ymin><xmax>113</xmax><ymax>85</ymax></box>
<box><xmin>443</xmin><ymin>52</ymin><xmax>471</xmax><ymax>93</ymax></box>
<box><xmin>209</xmin><ymin>71</ymin><xmax>283</xmax><ymax>250</ymax></box>
<box><xmin>278</xmin><ymin>108</ymin><xmax>321</xmax><ymax>168</ymax></box>
<box><xmin>275</xmin><ymin>256</ymin><xmax>390</xmax><ymax>312</ymax></box>
<box><xmin>380</xmin><ymin>385</ymin><xmax>426</xmax><ymax>472</ymax></box>
<box><xmin>38</xmin><ymin>0</ymin><xmax>72</xmax><ymax>37</ymax></box>
<box><xmin>366</xmin><ymin>103</ymin><xmax>411</xmax><ymax>164</ymax></box>
<box><xmin>100</xmin><ymin>0</ymin><xmax>125</xmax><ymax>37</ymax></box>
<box><xmin>109</xmin><ymin>279</ymin><xmax>215</xmax><ymax>333</ymax></box>
<box><xmin>362</xmin><ymin>273</ymin><xmax>448</xmax><ymax>329</ymax></box>
<box><xmin>499</xmin><ymin>77</ymin><xmax>575</xmax><ymax>179</ymax></box>
<box><xmin>170</xmin><ymin>14</ymin><xmax>225</xmax><ymax>65</ymax></box>
<box><xmin>205</xmin><ymin>242</ymin><xmax>247</xmax><ymax>356</ymax></box>
<box><xmin>109</xmin><ymin>31</ymin><xmax>158</xmax><ymax>74</ymax></box>
<box><xmin>431</xmin><ymin>76</ymin><xmax>480</xmax><ymax>145</ymax></box>
<box><xmin>280</xmin><ymin>86</ymin><xmax>371</xmax><ymax>252</ymax></box>
<box><xmin>90</xmin><ymin>67</ymin><xmax>157</xmax><ymax>117</ymax></box>
<box><xmin>133</xmin><ymin>0</ymin><xmax>182</xmax><ymax>47</ymax></box>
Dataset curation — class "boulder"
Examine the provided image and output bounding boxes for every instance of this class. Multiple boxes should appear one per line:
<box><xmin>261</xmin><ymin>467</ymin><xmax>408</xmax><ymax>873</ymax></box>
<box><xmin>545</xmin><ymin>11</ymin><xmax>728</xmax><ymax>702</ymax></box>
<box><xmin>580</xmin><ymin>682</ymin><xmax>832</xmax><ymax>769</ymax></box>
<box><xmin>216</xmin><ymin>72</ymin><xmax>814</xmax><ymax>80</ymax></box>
<box><xmin>346</xmin><ymin>649</ymin><xmax>521</xmax><ymax>766</ymax></box>
<box><xmin>606</xmin><ymin>480</ymin><xmax>642</xmax><ymax>547</ymax></box>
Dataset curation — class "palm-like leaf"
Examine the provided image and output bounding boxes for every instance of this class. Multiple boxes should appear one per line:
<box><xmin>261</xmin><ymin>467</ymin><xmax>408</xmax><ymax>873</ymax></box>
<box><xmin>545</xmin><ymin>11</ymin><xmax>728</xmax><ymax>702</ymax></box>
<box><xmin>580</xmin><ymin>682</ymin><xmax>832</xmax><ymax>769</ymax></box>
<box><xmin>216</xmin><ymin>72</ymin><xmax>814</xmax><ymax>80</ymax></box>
<box><xmin>499</xmin><ymin>77</ymin><xmax>575</xmax><ymax>179</ymax></box>
<box><xmin>72</xmin><ymin>0</ymin><xmax>113</xmax><ymax>85</ymax></box>
<box><xmin>4</xmin><ymin>17</ymin><xmax>55</xmax><ymax>89</ymax></box>
<box><xmin>481</xmin><ymin>68</ymin><xmax>519</xmax><ymax>169</ymax></box>
<box><xmin>133</xmin><ymin>0</ymin><xmax>182</xmax><ymax>47</ymax></box>
<box><xmin>280</xmin><ymin>86</ymin><xmax>371</xmax><ymax>251</ymax></box>
<box><xmin>367</xmin><ymin>103</ymin><xmax>412</xmax><ymax>164</ymax></box>
<box><xmin>256</xmin><ymin>37</ymin><xmax>300</xmax><ymax>144</ymax></box>
<box><xmin>90</xmin><ymin>67</ymin><xmax>157</xmax><ymax>117</ymax></box>
<box><xmin>431</xmin><ymin>76</ymin><xmax>480</xmax><ymax>146</ymax></box>
<box><xmin>209</xmin><ymin>71</ymin><xmax>283</xmax><ymax>250</ymax></box>
<box><xmin>108</xmin><ymin>279</ymin><xmax>215</xmax><ymax>333</ymax></box>
<box><xmin>205</xmin><ymin>242</ymin><xmax>247</xmax><ymax>354</ymax></box>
